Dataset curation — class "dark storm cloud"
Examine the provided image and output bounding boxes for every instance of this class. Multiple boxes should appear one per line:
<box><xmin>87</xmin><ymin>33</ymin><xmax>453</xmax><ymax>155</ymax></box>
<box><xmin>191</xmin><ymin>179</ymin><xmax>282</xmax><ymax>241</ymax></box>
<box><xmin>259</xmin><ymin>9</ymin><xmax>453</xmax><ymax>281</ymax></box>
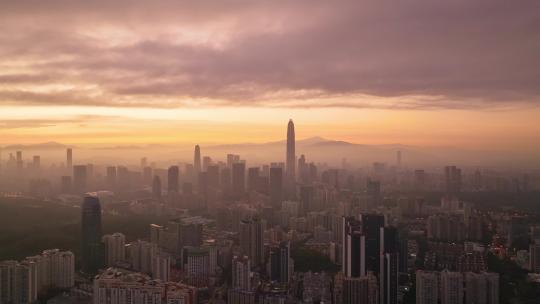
<box><xmin>0</xmin><ymin>0</ymin><xmax>539</xmax><ymax>109</ymax></box>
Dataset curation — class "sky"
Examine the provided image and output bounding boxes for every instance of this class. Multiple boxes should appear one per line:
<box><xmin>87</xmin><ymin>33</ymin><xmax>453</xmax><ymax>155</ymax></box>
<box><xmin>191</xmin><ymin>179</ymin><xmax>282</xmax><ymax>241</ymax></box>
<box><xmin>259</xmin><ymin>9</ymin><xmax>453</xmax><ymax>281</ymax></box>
<box><xmin>1</xmin><ymin>0</ymin><xmax>539</xmax><ymax>152</ymax></box>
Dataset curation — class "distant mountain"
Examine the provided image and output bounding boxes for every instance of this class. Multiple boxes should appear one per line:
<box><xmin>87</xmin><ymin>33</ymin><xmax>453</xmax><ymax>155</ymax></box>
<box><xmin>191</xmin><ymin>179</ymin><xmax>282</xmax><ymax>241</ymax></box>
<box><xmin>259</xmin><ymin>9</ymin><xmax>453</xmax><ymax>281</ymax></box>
<box><xmin>2</xmin><ymin>142</ymin><xmax>72</xmax><ymax>150</ymax></box>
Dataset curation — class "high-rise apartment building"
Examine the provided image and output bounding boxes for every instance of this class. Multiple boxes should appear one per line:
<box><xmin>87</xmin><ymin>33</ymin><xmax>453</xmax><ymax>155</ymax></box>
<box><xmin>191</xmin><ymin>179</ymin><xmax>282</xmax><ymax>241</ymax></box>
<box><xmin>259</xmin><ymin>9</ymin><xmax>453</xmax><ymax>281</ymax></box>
<box><xmin>102</xmin><ymin>233</ymin><xmax>126</xmax><ymax>267</ymax></box>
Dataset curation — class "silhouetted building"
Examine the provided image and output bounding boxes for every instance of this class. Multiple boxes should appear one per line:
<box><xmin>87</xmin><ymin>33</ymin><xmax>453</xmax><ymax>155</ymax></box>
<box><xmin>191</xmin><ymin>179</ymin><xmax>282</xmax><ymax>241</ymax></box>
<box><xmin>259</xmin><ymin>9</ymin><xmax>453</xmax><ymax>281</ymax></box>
<box><xmin>152</xmin><ymin>175</ymin><xmax>162</xmax><ymax>199</ymax></box>
<box><xmin>342</xmin><ymin>217</ymin><xmax>366</xmax><ymax>277</ymax></box>
<box><xmin>269</xmin><ymin>167</ymin><xmax>283</xmax><ymax>208</ymax></box>
<box><xmin>81</xmin><ymin>196</ymin><xmax>103</xmax><ymax>274</ymax></box>
<box><xmin>445</xmin><ymin>166</ymin><xmax>462</xmax><ymax>195</ymax></box>
<box><xmin>239</xmin><ymin>218</ymin><xmax>265</xmax><ymax>267</ymax></box>
<box><xmin>66</xmin><ymin>148</ymin><xmax>72</xmax><ymax>170</ymax></box>
<box><xmin>268</xmin><ymin>241</ymin><xmax>292</xmax><ymax>284</ymax></box>
<box><xmin>168</xmin><ymin>166</ymin><xmax>179</xmax><ymax>194</ymax></box>
<box><xmin>247</xmin><ymin>167</ymin><xmax>260</xmax><ymax>192</ymax></box>
<box><xmin>380</xmin><ymin>226</ymin><xmax>399</xmax><ymax>304</ymax></box>
<box><xmin>106</xmin><ymin>166</ymin><xmax>117</xmax><ymax>190</ymax></box>
<box><xmin>286</xmin><ymin>119</ymin><xmax>296</xmax><ymax>194</ymax></box>
<box><xmin>361</xmin><ymin>214</ymin><xmax>385</xmax><ymax>275</ymax></box>
<box><xmin>73</xmin><ymin>165</ymin><xmax>87</xmax><ymax>193</ymax></box>
<box><xmin>232</xmin><ymin>161</ymin><xmax>246</xmax><ymax>198</ymax></box>
<box><xmin>194</xmin><ymin>145</ymin><xmax>201</xmax><ymax>174</ymax></box>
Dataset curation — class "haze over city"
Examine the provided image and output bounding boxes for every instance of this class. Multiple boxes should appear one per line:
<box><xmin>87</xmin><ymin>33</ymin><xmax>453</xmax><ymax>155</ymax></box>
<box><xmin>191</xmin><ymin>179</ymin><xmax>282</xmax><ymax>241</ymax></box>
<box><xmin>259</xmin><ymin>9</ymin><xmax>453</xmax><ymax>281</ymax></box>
<box><xmin>1</xmin><ymin>1</ymin><xmax>540</xmax><ymax>304</ymax></box>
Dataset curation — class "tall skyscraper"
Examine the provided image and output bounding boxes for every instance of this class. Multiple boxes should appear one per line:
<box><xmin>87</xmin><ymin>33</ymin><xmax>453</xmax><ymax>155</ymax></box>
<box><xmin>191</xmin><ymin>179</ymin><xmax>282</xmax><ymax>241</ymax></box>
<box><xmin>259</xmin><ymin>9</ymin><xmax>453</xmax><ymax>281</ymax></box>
<box><xmin>360</xmin><ymin>214</ymin><xmax>385</xmax><ymax>274</ymax></box>
<box><xmin>152</xmin><ymin>176</ymin><xmax>162</xmax><ymax>199</ymax></box>
<box><xmin>106</xmin><ymin>166</ymin><xmax>117</xmax><ymax>190</ymax></box>
<box><xmin>73</xmin><ymin>165</ymin><xmax>88</xmax><ymax>193</ymax></box>
<box><xmin>239</xmin><ymin>218</ymin><xmax>265</xmax><ymax>267</ymax></box>
<box><xmin>342</xmin><ymin>217</ymin><xmax>366</xmax><ymax>278</ymax></box>
<box><xmin>379</xmin><ymin>226</ymin><xmax>399</xmax><ymax>304</ymax></box>
<box><xmin>269</xmin><ymin>167</ymin><xmax>283</xmax><ymax>208</ymax></box>
<box><xmin>232</xmin><ymin>161</ymin><xmax>246</xmax><ymax>198</ymax></box>
<box><xmin>247</xmin><ymin>167</ymin><xmax>260</xmax><ymax>192</ymax></box>
<box><xmin>194</xmin><ymin>145</ymin><xmax>201</xmax><ymax>174</ymax></box>
<box><xmin>286</xmin><ymin>119</ymin><xmax>296</xmax><ymax>187</ymax></box>
<box><xmin>81</xmin><ymin>196</ymin><xmax>103</xmax><ymax>274</ymax></box>
<box><xmin>168</xmin><ymin>166</ymin><xmax>179</xmax><ymax>194</ymax></box>
<box><xmin>66</xmin><ymin>148</ymin><xmax>72</xmax><ymax>169</ymax></box>
<box><xmin>268</xmin><ymin>241</ymin><xmax>292</xmax><ymax>284</ymax></box>
<box><xmin>416</xmin><ymin>270</ymin><xmax>439</xmax><ymax>304</ymax></box>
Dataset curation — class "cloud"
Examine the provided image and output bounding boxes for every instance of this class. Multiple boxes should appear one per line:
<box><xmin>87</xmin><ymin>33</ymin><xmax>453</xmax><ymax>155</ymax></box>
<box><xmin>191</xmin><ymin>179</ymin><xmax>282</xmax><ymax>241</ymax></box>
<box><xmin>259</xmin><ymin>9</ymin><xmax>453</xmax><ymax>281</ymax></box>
<box><xmin>0</xmin><ymin>0</ymin><xmax>539</xmax><ymax>109</ymax></box>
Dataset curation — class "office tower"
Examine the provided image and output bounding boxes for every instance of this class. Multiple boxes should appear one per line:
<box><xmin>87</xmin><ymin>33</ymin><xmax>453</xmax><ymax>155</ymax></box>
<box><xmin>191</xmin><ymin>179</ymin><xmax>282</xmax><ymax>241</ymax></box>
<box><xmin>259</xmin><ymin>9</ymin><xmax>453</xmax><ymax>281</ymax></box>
<box><xmin>73</xmin><ymin>165</ymin><xmax>88</xmax><ymax>193</ymax></box>
<box><xmin>106</xmin><ymin>166</ymin><xmax>117</xmax><ymax>189</ymax></box>
<box><xmin>342</xmin><ymin>217</ymin><xmax>366</xmax><ymax>277</ymax></box>
<box><xmin>167</xmin><ymin>166</ymin><xmax>179</xmax><ymax>194</ymax></box>
<box><xmin>127</xmin><ymin>240</ymin><xmax>157</xmax><ymax>274</ymax></box>
<box><xmin>247</xmin><ymin>167</ymin><xmax>260</xmax><ymax>192</ymax></box>
<box><xmin>441</xmin><ymin>270</ymin><xmax>464</xmax><ymax>304</ymax></box>
<box><xmin>81</xmin><ymin>196</ymin><xmax>103</xmax><ymax>274</ymax></box>
<box><xmin>396</xmin><ymin>151</ymin><xmax>402</xmax><ymax>167</ymax></box>
<box><xmin>445</xmin><ymin>166</ymin><xmax>462</xmax><ymax>195</ymax></box>
<box><xmin>380</xmin><ymin>227</ymin><xmax>399</xmax><ymax>304</ymax></box>
<box><xmin>227</xmin><ymin>154</ymin><xmax>240</xmax><ymax>168</ymax></box>
<box><xmin>202</xmin><ymin>156</ymin><xmax>212</xmax><ymax>172</ymax></box>
<box><xmin>152</xmin><ymin>176</ymin><xmax>162</xmax><ymax>199</ymax></box>
<box><xmin>286</xmin><ymin>119</ymin><xmax>296</xmax><ymax>184</ymax></box>
<box><xmin>299</xmin><ymin>185</ymin><xmax>314</xmax><ymax>215</ymax></box>
<box><xmin>416</xmin><ymin>270</ymin><xmax>439</xmax><ymax>304</ymax></box>
<box><xmin>66</xmin><ymin>148</ymin><xmax>72</xmax><ymax>170</ymax></box>
<box><xmin>143</xmin><ymin>166</ymin><xmax>152</xmax><ymax>185</ymax></box>
<box><xmin>102</xmin><ymin>233</ymin><xmax>126</xmax><ymax>266</ymax></box>
<box><xmin>232</xmin><ymin>161</ymin><xmax>246</xmax><ymax>198</ymax></box>
<box><xmin>361</xmin><ymin>214</ymin><xmax>385</xmax><ymax>274</ymax></box>
<box><xmin>93</xmin><ymin>268</ymin><xmax>197</xmax><ymax>304</ymax></box>
<box><xmin>16</xmin><ymin>151</ymin><xmax>23</xmax><ymax>170</ymax></box>
<box><xmin>194</xmin><ymin>145</ymin><xmax>201</xmax><ymax>174</ymax></box>
<box><xmin>168</xmin><ymin>217</ymin><xmax>204</xmax><ymax>250</ymax></box>
<box><xmin>239</xmin><ymin>218</ymin><xmax>265</xmax><ymax>267</ymax></box>
<box><xmin>207</xmin><ymin>165</ymin><xmax>220</xmax><ymax>189</ymax></box>
<box><xmin>232</xmin><ymin>256</ymin><xmax>251</xmax><ymax>290</ymax></box>
<box><xmin>267</xmin><ymin>241</ymin><xmax>292</xmax><ymax>284</ymax></box>
<box><xmin>269</xmin><ymin>167</ymin><xmax>283</xmax><ymax>208</ymax></box>
<box><xmin>529</xmin><ymin>243</ymin><xmax>540</xmax><ymax>273</ymax></box>
<box><xmin>60</xmin><ymin>176</ymin><xmax>72</xmax><ymax>193</ymax></box>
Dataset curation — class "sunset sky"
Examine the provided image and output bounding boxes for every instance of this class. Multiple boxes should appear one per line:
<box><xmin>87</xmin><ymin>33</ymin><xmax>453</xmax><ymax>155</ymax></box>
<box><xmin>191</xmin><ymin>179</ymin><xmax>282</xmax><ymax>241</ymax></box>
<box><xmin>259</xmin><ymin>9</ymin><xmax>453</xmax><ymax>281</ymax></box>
<box><xmin>1</xmin><ymin>1</ymin><xmax>539</xmax><ymax>151</ymax></box>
